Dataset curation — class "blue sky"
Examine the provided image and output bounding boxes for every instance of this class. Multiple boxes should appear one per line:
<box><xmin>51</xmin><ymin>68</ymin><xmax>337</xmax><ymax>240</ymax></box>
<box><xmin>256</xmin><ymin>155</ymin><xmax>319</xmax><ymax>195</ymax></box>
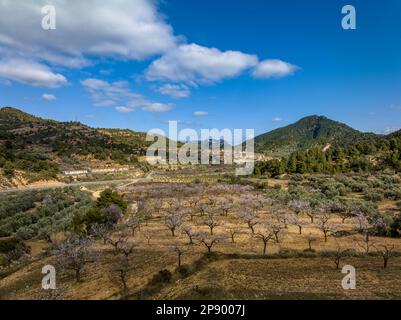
<box><xmin>0</xmin><ymin>0</ymin><xmax>400</xmax><ymax>136</ymax></box>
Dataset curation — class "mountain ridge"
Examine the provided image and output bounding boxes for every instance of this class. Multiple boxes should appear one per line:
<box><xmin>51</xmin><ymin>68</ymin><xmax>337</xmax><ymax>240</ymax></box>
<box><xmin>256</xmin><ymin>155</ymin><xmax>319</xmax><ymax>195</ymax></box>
<box><xmin>254</xmin><ymin>115</ymin><xmax>380</xmax><ymax>156</ymax></box>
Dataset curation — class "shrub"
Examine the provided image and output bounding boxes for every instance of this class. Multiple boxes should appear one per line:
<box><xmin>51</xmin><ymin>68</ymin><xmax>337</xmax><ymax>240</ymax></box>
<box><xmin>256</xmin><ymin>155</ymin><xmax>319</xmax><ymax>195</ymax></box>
<box><xmin>150</xmin><ymin>269</ymin><xmax>172</xmax><ymax>285</ymax></box>
<box><xmin>16</xmin><ymin>226</ymin><xmax>37</xmax><ymax>240</ymax></box>
<box><xmin>177</xmin><ymin>265</ymin><xmax>191</xmax><ymax>278</ymax></box>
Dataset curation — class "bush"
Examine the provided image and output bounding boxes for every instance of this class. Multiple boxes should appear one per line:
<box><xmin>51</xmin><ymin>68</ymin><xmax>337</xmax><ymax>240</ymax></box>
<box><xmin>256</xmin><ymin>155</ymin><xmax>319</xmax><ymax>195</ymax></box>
<box><xmin>390</xmin><ymin>214</ymin><xmax>401</xmax><ymax>238</ymax></box>
<box><xmin>177</xmin><ymin>265</ymin><xmax>191</xmax><ymax>278</ymax></box>
<box><xmin>150</xmin><ymin>269</ymin><xmax>172</xmax><ymax>285</ymax></box>
<box><xmin>16</xmin><ymin>226</ymin><xmax>37</xmax><ymax>240</ymax></box>
<box><xmin>0</xmin><ymin>237</ymin><xmax>29</xmax><ymax>254</ymax></box>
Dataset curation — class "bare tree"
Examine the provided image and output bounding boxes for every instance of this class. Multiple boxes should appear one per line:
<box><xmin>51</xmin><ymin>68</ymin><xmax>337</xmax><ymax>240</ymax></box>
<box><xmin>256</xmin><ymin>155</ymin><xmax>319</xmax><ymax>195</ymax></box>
<box><xmin>355</xmin><ymin>217</ymin><xmax>384</xmax><ymax>254</ymax></box>
<box><xmin>288</xmin><ymin>200</ymin><xmax>310</xmax><ymax>217</ymax></box>
<box><xmin>197</xmin><ymin>203</ymin><xmax>209</xmax><ymax>217</ymax></box>
<box><xmin>109</xmin><ymin>238</ymin><xmax>137</xmax><ymax>299</ymax></box>
<box><xmin>306</xmin><ymin>233</ymin><xmax>317</xmax><ymax>250</ymax></box>
<box><xmin>111</xmin><ymin>255</ymin><xmax>130</xmax><ymax>299</ymax></box>
<box><xmin>333</xmin><ymin>244</ymin><xmax>351</xmax><ymax>269</ymax></box>
<box><xmin>56</xmin><ymin>236</ymin><xmax>93</xmax><ymax>282</ymax></box>
<box><xmin>127</xmin><ymin>217</ymin><xmax>141</xmax><ymax>237</ymax></box>
<box><xmin>90</xmin><ymin>223</ymin><xmax>111</xmax><ymax>245</ymax></box>
<box><xmin>165</xmin><ymin>213</ymin><xmax>183</xmax><ymax>237</ymax></box>
<box><xmin>288</xmin><ymin>214</ymin><xmax>308</xmax><ymax>235</ymax></box>
<box><xmin>316</xmin><ymin>213</ymin><xmax>336</xmax><ymax>242</ymax></box>
<box><xmin>271</xmin><ymin>207</ymin><xmax>290</xmax><ymax>228</ymax></box>
<box><xmin>181</xmin><ymin>224</ymin><xmax>195</xmax><ymax>244</ymax></box>
<box><xmin>374</xmin><ymin>244</ymin><xmax>395</xmax><ymax>269</ymax></box>
<box><xmin>253</xmin><ymin>224</ymin><xmax>274</xmax><ymax>255</ymax></box>
<box><xmin>171</xmin><ymin>244</ymin><xmax>185</xmax><ymax>268</ymax></box>
<box><xmin>353</xmin><ymin>211</ymin><xmax>368</xmax><ymax>232</ymax></box>
<box><xmin>228</xmin><ymin>228</ymin><xmax>239</xmax><ymax>243</ymax></box>
<box><xmin>196</xmin><ymin>233</ymin><xmax>226</xmax><ymax>253</ymax></box>
<box><xmin>271</xmin><ymin>222</ymin><xmax>284</xmax><ymax>243</ymax></box>
<box><xmin>219</xmin><ymin>201</ymin><xmax>233</xmax><ymax>217</ymax></box>
<box><xmin>203</xmin><ymin>213</ymin><xmax>221</xmax><ymax>235</ymax></box>
<box><xmin>237</xmin><ymin>209</ymin><xmax>259</xmax><ymax>234</ymax></box>
<box><xmin>143</xmin><ymin>231</ymin><xmax>153</xmax><ymax>246</ymax></box>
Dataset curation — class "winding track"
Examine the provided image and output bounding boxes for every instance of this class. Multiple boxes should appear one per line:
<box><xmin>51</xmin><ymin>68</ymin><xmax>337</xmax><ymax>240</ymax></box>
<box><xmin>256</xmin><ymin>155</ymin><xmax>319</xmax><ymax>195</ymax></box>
<box><xmin>0</xmin><ymin>173</ymin><xmax>153</xmax><ymax>194</ymax></box>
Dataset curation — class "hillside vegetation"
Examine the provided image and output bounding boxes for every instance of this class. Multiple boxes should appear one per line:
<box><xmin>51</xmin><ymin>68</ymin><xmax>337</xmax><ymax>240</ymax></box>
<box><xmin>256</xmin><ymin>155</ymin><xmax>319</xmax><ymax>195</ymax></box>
<box><xmin>254</xmin><ymin>115</ymin><xmax>380</xmax><ymax>156</ymax></box>
<box><xmin>0</xmin><ymin>107</ymin><xmax>152</xmax><ymax>185</ymax></box>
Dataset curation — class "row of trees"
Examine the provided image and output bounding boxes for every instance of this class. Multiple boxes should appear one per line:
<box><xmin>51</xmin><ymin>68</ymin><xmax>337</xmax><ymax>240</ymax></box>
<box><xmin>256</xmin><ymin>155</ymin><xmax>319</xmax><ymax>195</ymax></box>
<box><xmin>255</xmin><ymin>134</ymin><xmax>401</xmax><ymax>177</ymax></box>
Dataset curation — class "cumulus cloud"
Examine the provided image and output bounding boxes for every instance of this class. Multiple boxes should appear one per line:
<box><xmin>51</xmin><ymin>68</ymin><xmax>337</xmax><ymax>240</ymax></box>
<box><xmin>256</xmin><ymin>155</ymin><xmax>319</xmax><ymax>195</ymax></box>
<box><xmin>0</xmin><ymin>0</ymin><xmax>176</xmax><ymax>66</ymax></box>
<box><xmin>156</xmin><ymin>84</ymin><xmax>190</xmax><ymax>99</ymax></box>
<box><xmin>42</xmin><ymin>93</ymin><xmax>57</xmax><ymax>101</ymax></box>
<box><xmin>193</xmin><ymin>111</ymin><xmax>208</xmax><ymax>117</ymax></box>
<box><xmin>0</xmin><ymin>58</ymin><xmax>67</xmax><ymax>87</ymax></box>
<box><xmin>252</xmin><ymin>59</ymin><xmax>298</xmax><ymax>79</ymax></box>
<box><xmin>82</xmin><ymin>78</ymin><xmax>173</xmax><ymax>113</ymax></box>
<box><xmin>146</xmin><ymin>43</ymin><xmax>258</xmax><ymax>85</ymax></box>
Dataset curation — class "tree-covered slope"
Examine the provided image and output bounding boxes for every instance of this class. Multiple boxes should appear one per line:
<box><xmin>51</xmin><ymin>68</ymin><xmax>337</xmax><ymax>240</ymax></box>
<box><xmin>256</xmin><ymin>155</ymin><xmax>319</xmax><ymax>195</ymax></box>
<box><xmin>0</xmin><ymin>107</ymin><xmax>153</xmax><ymax>183</ymax></box>
<box><xmin>254</xmin><ymin>115</ymin><xmax>378</xmax><ymax>156</ymax></box>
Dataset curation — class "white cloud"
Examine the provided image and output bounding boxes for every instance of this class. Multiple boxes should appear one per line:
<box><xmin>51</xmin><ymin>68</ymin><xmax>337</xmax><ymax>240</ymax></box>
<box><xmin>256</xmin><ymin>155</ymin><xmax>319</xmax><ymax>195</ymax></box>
<box><xmin>42</xmin><ymin>93</ymin><xmax>57</xmax><ymax>101</ymax></box>
<box><xmin>156</xmin><ymin>84</ymin><xmax>190</xmax><ymax>99</ymax></box>
<box><xmin>146</xmin><ymin>43</ymin><xmax>258</xmax><ymax>85</ymax></box>
<box><xmin>252</xmin><ymin>59</ymin><xmax>298</xmax><ymax>79</ymax></box>
<box><xmin>0</xmin><ymin>0</ymin><xmax>176</xmax><ymax>66</ymax></box>
<box><xmin>82</xmin><ymin>78</ymin><xmax>173</xmax><ymax>113</ymax></box>
<box><xmin>116</xmin><ymin>106</ymin><xmax>135</xmax><ymax>113</ymax></box>
<box><xmin>142</xmin><ymin>103</ymin><xmax>173</xmax><ymax>113</ymax></box>
<box><xmin>272</xmin><ymin>117</ymin><xmax>284</xmax><ymax>122</ymax></box>
<box><xmin>193</xmin><ymin>111</ymin><xmax>208</xmax><ymax>117</ymax></box>
<box><xmin>0</xmin><ymin>58</ymin><xmax>67</xmax><ymax>87</ymax></box>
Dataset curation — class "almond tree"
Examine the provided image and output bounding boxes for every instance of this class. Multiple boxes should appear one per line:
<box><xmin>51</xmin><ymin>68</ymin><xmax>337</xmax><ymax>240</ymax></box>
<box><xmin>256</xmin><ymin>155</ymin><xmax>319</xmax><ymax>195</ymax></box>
<box><xmin>253</xmin><ymin>224</ymin><xmax>275</xmax><ymax>255</ymax></box>
<box><xmin>127</xmin><ymin>217</ymin><xmax>141</xmax><ymax>237</ymax></box>
<box><xmin>107</xmin><ymin>235</ymin><xmax>129</xmax><ymax>255</ymax></box>
<box><xmin>56</xmin><ymin>236</ymin><xmax>93</xmax><ymax>282</ymax></box>
<box><xmin>197</xmin><ymin>203</ymin><xmax>209</xmax><ymax>217</ymax></box>
<box><xmin>237</xmin><ymin>209</ymin><xmax>259</xmax><ymax>234</ymax></box>
<box><xmin>165</xmin><ymin>213</ymin><xmax>183</xmax><ymax>237</ymax></box>
<box><xmin>181</xmin><ymin>224</ymin><xmax>195</xmax><ymax>244</ymax></box>
<box><xmin>228</xmin><ymin>228</ymin><xmax>239</xmax><ymax>243</ymax></box>
<box><xmin>374</xmin><ymin>244</ymin><xmax>395</xmax><ymax>269</ymax></box>
<box><xmin>355</xmin><ymin>217</ymin><xmax>384</xmax><ymax>254</ymax></box>
<box><xmin>219</xmin><ymin>201</ymin><xmax>233</xmax><ymax>217</ymax></box>
<box><xmin>288</xmin><ymin>200</ymin><xmax>310</xmax><ymax>217</ymax></box>
<box><xmin>271</xmin><ymin>222</ymin><xmax>284</xmax><ymax>243</ymax></box>
<box><xmin>333</xmin><ymin>244</ymin><xmax>351</xmax><ymax>269</ymax></box>
<box><xmin>90</xmin><ymin>223</ymin><xmax>111</xmax><ymax>245</ymax></box>
<box><xmin>306</xmin><ymin>233</ymin><xmax>317</xmax><ymax>250</ymax></box>
<box><xmin>196</xmin><ymin>233</ymin><xmax>226</xmax><ymax>253</ymax></box>
<box><xmin>111</xmin><ymin>255</ymin><xmax>130</xmax><ymax>299</ymax></box>
<box><xmin>316</xmin><ymin>213</ymin><xmax>336</xmax><ymax>242</ymax></box>
<box><xmin>143</xmin><ymin>231</ymin><xmax>152</xmax><ymax>245</ymax></box>
<box><xmin>203</xmin><ymin>213</ymin><xmax>221</xmax><ymax>235</ymax></box>
<box><xmin>171</xmin><ymin>244</ymin><xmax>185</xmax><ymax>268</ymax></box>
<box><xmin>110</xmin><ymin>238</ymin><xmax>137</xmax><ymax>299</ymax></box>
<box><xmin>288</xmin><ymin>214</ymin><xmax>308</xmax><ymax>235</ymax></box>
<box><xmin>271</xmin><ymin>207</ymin><xmax>290</xmax><ymax>228</ymax></box>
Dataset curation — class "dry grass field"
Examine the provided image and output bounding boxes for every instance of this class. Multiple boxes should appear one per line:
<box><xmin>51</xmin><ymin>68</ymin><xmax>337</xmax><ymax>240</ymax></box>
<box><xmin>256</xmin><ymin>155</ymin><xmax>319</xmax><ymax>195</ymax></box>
<box><xmin>1</xmin><ymin>172</ymin><xmax>401</xmax><ymax>300</ymax></box>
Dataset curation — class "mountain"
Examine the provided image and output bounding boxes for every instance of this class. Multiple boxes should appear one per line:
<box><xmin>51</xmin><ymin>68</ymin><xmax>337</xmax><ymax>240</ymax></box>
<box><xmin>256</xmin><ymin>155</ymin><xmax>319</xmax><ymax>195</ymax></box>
<box><xmin>0</xmin><ymin>107</ymin><xmax>153</xmax><ymax>185</ymax></box>
<box><xmin>254</xmin><ymin>115</ymin><xmax>379</xmax><ymax>156</ymax></box>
